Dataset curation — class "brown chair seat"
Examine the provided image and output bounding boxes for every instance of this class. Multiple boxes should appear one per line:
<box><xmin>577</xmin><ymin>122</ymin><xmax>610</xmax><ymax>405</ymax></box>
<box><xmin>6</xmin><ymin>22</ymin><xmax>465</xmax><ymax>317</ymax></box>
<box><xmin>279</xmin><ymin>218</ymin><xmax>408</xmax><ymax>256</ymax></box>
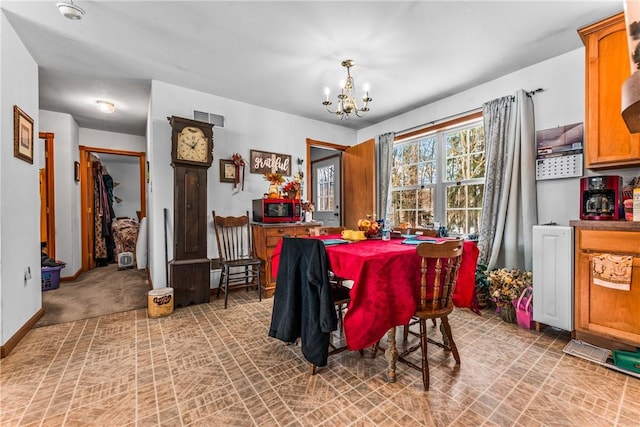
<box><xmin>375</xmin><ymin>238</ymin><xmax>464</xmax><ymax>390</ymax></box>
<box><xmin>212</xmin><ymin>210</ymin><xmax>262</xmax><ymax>309</ymax></box>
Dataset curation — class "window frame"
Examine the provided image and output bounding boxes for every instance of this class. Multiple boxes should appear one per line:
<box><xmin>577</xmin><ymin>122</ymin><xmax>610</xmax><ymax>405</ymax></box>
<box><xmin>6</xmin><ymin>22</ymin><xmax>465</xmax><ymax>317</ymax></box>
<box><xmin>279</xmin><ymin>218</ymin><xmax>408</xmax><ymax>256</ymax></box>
<box><xmin>390</xmin><ymin>111</ymin><xmax>484</xmax><ymax>233</ymax></box>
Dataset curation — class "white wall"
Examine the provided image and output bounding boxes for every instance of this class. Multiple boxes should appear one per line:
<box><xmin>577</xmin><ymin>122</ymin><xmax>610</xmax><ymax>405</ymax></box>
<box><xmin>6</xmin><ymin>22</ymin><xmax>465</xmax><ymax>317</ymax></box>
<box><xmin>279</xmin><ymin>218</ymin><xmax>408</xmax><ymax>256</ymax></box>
<box><xmin>0</xmin><ymin>12</ymin><xmax>41</xmax><ymax>346</ymax></box>
<box><xmin>358</xmin><ymin>48</ymin><xmax>640</xmax><ymax>228</ymax></box>
<box><xmin>102</xmin><ymin>158</ymin><xmax>140</xmax><ymax>219</ymax></box>
<box><xmin>79</xmin><ymin>128</ymin><xmax>146</xmax><ymax>152</ymax></box>
<box><xmin>147</xmin><ymin>80</ymin><xmax>355</xmax><ymax>288</ymax></box>
<box><xmin>39</xmin><ymin>111</ymin><xmax>81</xmax><ymax>276</ymax></box>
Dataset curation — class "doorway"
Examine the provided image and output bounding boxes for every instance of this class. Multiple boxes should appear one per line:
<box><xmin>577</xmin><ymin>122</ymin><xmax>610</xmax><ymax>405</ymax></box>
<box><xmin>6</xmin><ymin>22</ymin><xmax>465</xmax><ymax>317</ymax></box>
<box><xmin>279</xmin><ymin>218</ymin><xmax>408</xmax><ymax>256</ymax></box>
<box><xmin>306</xmin><ymin>138</ymin><xmax>376</xmax><ymax>230</ymax></box>
<box><xmin>39</xmin><ymin>132</ymin><xmax>56</xmax><ymax>259</ymax></box>
<box><xmin>79</xmin><ymin>146</ymin><xmax>146</xmax><ymax>272</ymax></box>
<box><xmin>311</xmin><ymin>153</ymin><xmax>342</xmax><ymax>227</ymax></box>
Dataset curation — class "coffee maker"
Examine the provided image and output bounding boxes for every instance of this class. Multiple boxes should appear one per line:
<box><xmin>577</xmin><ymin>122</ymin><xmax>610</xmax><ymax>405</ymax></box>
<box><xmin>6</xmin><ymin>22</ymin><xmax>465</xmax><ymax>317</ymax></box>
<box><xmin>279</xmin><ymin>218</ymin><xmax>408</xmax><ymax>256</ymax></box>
<box><xmin>580</xmin><ymin>175</ymin><xmax>622</xmax><ymax>220</ymax></box>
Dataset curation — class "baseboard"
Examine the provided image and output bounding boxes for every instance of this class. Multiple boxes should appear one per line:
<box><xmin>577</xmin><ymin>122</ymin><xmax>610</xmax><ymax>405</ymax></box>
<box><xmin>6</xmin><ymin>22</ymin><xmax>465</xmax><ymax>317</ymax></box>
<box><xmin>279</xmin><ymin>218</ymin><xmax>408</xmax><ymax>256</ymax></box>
<box><xmin>1</xmin><ymin>307</ymin><xmax>45</xmax><ymax>358</ymax></box>
<box><xmin>61</xmin><ymin>267</ymin><xmax>82</xmax><ymax>282</ymax></box>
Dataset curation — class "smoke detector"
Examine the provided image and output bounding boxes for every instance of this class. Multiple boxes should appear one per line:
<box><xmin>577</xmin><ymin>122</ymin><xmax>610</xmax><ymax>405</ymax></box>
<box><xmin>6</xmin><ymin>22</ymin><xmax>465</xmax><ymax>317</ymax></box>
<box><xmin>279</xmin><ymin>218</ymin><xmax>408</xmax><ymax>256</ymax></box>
<box><xmin>56</xmin><ymin>1</ymin><xmax>85</xmax><ymax>20</ymax></box>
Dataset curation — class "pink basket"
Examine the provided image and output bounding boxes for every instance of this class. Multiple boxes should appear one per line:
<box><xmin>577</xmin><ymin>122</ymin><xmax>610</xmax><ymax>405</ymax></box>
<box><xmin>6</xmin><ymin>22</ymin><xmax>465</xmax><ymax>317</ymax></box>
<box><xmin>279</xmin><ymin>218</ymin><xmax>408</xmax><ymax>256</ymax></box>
<box><xmin>512</xmin><ymin>287</ymin><xmax>534</xmax><ymax>329</ymax></box>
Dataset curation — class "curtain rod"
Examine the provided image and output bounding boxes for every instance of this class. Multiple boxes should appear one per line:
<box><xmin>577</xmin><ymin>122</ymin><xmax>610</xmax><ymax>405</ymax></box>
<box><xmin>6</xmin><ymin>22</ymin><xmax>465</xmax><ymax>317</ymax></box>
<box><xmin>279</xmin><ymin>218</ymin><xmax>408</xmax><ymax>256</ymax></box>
<box><xmin>394</xmin><ymin>88</ymin><xmax>544</xmax><ymax>136</ymax></box>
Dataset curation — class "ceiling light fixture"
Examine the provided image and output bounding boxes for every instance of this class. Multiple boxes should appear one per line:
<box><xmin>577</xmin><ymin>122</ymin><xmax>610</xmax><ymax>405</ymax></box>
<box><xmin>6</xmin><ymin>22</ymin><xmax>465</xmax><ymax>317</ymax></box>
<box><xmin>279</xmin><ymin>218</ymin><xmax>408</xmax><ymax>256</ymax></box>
<box><xmin>96</xmin><ymin>100</ymin><xmax>115</xmax><ymax>114</ymax></box>
<box><xmin>56</xmin><ymin>1</ymin><xmax>85</xmax><ymax>20</ymax></box>
<box><xmin>322</xmin><ymin>59</ymin><xmax>372</xmax><ymax>119</ymax></box>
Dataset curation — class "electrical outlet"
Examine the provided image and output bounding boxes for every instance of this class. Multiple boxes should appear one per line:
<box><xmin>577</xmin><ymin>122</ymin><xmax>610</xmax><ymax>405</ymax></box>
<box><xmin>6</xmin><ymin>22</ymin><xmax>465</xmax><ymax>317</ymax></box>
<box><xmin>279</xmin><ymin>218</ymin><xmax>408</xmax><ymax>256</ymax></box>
<box><xmin>24</xmin><ymin>266</ymin><xmax>32</xmax><ymax>281</ymax></box>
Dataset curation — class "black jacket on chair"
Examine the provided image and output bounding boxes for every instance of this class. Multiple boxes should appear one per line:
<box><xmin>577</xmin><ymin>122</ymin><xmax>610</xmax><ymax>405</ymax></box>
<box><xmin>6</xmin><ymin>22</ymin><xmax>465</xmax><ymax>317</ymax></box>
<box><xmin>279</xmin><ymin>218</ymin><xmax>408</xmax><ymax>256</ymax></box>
<box><xmin>268</xmin><ymin>237</ymin><xmax>337</xmax><ymax>367</ymax></box>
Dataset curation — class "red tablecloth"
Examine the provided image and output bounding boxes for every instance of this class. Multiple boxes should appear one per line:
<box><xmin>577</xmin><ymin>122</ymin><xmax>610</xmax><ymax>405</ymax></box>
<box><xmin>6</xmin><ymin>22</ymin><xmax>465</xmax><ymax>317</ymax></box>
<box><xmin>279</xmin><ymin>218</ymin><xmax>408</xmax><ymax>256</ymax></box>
<box><xmin>271</xmin><ymin>236</ymin><xmax>479</xmax><ymax>351</ymax></box>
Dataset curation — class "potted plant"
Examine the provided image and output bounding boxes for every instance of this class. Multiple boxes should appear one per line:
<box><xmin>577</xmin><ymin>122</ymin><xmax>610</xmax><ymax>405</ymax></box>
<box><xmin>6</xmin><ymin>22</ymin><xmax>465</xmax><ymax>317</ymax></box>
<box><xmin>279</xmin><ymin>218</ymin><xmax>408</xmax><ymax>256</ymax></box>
<box><xmin>488</xmin><ymin>268</ymin><xmax>532</xmax><ymax>323</ymax></box>
<box><xmin>474</xmin><ymin>263</ymin><xmax>490</xmax><ymax>309</ymax></box>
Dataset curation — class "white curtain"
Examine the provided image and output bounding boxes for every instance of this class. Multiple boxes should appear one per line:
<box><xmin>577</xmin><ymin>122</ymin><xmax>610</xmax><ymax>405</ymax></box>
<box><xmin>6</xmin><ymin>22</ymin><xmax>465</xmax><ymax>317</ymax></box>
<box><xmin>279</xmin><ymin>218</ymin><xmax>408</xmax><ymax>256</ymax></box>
<box><xmin>377</xmin><ymin>132</ymin><xmax>394</xmax><ymax>221</ymax></box>
<box><xmin>477</xmin><ymin>89</ymin><xmax>537</xmax><ymax>271</ymax></box>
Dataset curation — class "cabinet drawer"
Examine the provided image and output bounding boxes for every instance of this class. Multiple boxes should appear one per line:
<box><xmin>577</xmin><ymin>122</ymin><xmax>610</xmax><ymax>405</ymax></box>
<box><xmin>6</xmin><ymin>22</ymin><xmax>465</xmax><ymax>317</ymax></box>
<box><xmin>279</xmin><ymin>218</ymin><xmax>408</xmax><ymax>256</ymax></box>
<box><xmin>266</xmin><ymin>236</ymin><xmax>285</xmax><ymax>248</ymax></box>
<box><xmin>264</xmin><ymin>227</ymin><xmax>295</xmax><ymax>237</ymax></box>
<box><xmin>579</xmin><ymin>229</ymin><xmax>640</xmax><ymax>254</ymax></box>
<box><xmin>294</xmin><ymin>226</ymin><xmax>316</xmax><ymax>236</ymax></box>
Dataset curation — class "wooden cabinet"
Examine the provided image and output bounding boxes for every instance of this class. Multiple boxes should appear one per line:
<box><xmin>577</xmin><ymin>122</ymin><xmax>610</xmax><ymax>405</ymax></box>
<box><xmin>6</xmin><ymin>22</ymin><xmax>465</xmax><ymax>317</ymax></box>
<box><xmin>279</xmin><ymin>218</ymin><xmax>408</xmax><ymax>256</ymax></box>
<box><xmin>252</xmin><ymin>223</ymin><xmax>320</xmax><ymax>298</ymax></box>
<box><xmin>571</xmin><ymin>220</ymin><xmax>640</xmax><ymax>351</ymax></box>
<box><xmin>579</xmin><ymin>13</ymin><xmax>640</xmax><ymax>169</ymax></box>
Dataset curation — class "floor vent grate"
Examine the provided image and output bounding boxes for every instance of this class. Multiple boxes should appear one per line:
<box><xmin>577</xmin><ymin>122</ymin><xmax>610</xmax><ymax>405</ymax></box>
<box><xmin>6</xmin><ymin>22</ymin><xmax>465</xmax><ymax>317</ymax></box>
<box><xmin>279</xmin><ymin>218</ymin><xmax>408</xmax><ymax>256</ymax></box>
<box><xmin>563</xmin><ymin>339</ymin><xmax>610</xmax><ymax>364</ymax></box>
<box><xmin>563</xmin><ymin>339</ymin><xmax>640</xmax><ymax>379</ymax></box>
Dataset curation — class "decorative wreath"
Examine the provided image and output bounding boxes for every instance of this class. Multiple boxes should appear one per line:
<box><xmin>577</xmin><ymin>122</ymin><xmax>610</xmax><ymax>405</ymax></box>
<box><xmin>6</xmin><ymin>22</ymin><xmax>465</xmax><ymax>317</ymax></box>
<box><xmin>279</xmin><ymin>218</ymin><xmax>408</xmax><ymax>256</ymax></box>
<box><xmin>232</xmin><ymin>153</ymin><xmax>245</xmax><ymax>190</ymax></box>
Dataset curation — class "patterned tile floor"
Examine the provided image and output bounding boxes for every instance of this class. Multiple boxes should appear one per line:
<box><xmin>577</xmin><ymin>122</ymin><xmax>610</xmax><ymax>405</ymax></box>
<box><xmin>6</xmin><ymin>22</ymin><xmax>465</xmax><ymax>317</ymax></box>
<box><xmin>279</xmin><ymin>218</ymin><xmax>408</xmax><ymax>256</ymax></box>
<box><xmin>1</xmin><ymin>291</ymin><xmax>639</xmax><ymax>426</ymax></box>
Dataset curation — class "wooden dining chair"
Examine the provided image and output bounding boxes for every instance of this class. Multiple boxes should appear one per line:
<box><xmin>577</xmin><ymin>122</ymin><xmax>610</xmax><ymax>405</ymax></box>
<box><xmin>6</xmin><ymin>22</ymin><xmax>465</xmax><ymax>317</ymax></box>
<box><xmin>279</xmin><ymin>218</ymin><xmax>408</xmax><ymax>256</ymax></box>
<box><xmin>398</xmin><ymin>238</ymin><xmax>464</xmax><ymax>390</ymax></box>
<box><xmin>212</xmin><ymin>210</ymin><xmax>262</xmax><ymax>309</ymax></box>
<box><xmin>399</xmin><ymin>227</ymin><xmax>439</xmax><ymax>237</ymax></box>
<box><xmin>269</xmin><ymin>237</ymin><xmax>359</xmax><ymax>375</ymax></box>
<box><xmin>310</xmin><ymin>226</ymin><xmax>350</xmax><ymax>331</ymax></box>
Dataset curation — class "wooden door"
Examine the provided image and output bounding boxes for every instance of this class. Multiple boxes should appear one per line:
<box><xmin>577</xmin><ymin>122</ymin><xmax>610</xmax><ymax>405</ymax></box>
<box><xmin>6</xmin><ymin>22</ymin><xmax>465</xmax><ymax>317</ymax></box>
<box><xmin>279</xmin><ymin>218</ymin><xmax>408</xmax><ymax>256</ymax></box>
<box><xmin>39</xmin><ymin>169</ymin><xmax>48</xmax><ymax>247</ymax></box>
<box><xmin>312</xmin><ymin>154</ymin><xmax>341</xmax><ymax>227</ymax></box>
<box><xmin>343</xmin><ymin>139</ymin><xmax>376</xmax><ymax>229</ymax></box>
<box><xmin>39</xmin><ymin>132</ymin><xmax>56</xmax><ymax>258</ymax></box>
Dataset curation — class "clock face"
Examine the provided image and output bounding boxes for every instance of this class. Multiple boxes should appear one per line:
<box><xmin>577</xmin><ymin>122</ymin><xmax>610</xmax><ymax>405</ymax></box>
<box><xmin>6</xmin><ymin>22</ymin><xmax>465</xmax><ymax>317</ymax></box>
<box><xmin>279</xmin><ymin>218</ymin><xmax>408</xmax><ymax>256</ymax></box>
<box><xmin>176</xmin><ymin>126</ymin><xmax>209</xmax><ymax>163</ymax></box>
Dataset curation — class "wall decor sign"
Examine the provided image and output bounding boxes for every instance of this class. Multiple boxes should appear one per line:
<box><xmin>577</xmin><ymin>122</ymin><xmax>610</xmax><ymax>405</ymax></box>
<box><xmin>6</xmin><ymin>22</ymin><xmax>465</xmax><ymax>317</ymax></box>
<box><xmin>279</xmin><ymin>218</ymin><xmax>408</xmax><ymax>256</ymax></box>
<box><xmin>249</xmin><ymin>150</ymin><xmax>291</xmax><ymax>176</ymax></box>
<box><xmin>13</xmin><ymin>105</ymin><xmax>34</xmax><ymax>164</ymax></box>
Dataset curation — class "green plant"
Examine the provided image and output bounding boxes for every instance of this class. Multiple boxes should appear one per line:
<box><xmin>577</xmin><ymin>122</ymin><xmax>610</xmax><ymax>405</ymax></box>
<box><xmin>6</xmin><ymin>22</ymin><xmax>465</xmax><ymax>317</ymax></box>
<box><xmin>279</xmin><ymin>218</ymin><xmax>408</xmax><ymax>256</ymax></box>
<box><xmin>475</xmin><ymin>263</ymin><xmax>489</xmax><ymax>294</ymax></box>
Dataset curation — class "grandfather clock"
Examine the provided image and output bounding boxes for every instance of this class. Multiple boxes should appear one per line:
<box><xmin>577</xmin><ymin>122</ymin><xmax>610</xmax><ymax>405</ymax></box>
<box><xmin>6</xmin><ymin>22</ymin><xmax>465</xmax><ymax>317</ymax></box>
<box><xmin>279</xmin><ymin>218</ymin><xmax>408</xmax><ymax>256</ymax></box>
<box><xmin>168</xmin><ymin>116</ymin><xmax>214</xmax><ymax>307</ymax></box>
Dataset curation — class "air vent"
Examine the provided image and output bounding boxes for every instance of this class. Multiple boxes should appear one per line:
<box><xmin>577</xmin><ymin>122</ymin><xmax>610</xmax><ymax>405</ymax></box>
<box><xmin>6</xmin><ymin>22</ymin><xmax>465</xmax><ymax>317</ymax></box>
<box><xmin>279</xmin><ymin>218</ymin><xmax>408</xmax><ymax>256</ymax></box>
<box><xmin>193</xmin><ymin>110</ymin><xmax>224</xmax><ymax>128</ymax></box>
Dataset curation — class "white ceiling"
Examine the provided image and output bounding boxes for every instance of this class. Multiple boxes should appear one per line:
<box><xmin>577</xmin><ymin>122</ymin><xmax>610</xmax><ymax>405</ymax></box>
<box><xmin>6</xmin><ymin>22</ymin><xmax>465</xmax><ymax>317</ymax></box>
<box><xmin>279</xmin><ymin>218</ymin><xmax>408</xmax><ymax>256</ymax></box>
<box><xmin>1</xmin><ymin>1</ymin><xmax>625</xmax><ymax>136</ymax></box>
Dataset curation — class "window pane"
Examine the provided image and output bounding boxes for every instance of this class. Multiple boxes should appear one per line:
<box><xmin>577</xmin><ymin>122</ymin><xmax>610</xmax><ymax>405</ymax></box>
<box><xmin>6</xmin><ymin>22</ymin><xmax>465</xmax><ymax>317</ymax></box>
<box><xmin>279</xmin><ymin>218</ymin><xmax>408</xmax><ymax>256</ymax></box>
<box><xmin>469</xmin><ymin>153</ymin><xmax>485</xmax><ymax>179</ymax></box>
<box><xmin>446</xmin><ymin>210</ymin><xmax>466</xmax><ymax>234</ymax></box>
<box><xmin>468</xmin><ymin>184</ymin><xmax>484</xmax><ymax>208</ymax></box>
<box><xmin>446</xmin><ymin>157</ymin><xmax>464</xmax><ymax>181</ymax></box>
<box><xmin>418</xmin><ymin>161</ymin><xmax>436</xmax><ymax>184</ymax></box>
<box><xmin>417</xmin><ymin>187</ymin><xmax>434</xmax><ymax>226</ymax></box>
<box><xmin>447</xmin><ymin>185</ymin><xmax>466</xmax><ymax>209</ymax></box>
<box><xmin>419</xmin><ymin>138</ymin><xmax>437</xmax><ymax>159</ymax></box>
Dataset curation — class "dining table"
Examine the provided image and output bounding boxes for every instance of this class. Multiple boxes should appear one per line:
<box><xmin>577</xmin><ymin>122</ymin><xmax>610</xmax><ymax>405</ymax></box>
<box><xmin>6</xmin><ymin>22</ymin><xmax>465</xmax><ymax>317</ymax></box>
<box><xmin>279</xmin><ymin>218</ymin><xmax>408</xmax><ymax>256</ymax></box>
<box><xmin>270</xmin><ymin>234</ymin><xmax>480</xmax><ymax>382</ymax></box>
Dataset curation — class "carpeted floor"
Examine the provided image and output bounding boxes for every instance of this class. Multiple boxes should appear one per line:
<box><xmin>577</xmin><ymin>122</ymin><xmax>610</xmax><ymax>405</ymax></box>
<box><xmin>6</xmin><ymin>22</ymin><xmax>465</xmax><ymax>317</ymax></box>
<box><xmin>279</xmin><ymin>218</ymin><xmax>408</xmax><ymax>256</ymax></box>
<box><xmin>34</xmin><ymin>263</ymin><xmax>150</xmax><ymax>327</ymax></box>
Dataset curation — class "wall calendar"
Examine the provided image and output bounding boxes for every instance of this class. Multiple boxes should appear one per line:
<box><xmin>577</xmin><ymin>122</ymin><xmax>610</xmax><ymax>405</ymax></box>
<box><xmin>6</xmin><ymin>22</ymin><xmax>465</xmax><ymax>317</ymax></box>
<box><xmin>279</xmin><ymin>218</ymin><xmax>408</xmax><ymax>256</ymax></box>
<box><xmin>535</xmin><ymin>122</ymin><xmax>584</xmax><ymax>181</ymax></box>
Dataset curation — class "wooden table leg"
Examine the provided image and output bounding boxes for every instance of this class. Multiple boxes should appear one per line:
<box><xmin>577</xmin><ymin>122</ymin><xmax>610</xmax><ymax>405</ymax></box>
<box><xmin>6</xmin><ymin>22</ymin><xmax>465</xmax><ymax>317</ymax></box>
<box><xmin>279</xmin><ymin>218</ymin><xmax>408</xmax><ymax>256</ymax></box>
<box><xmin>385</xmin><ymin>326</ymin><xmax>398</xmax><ymax>383</ymax></box>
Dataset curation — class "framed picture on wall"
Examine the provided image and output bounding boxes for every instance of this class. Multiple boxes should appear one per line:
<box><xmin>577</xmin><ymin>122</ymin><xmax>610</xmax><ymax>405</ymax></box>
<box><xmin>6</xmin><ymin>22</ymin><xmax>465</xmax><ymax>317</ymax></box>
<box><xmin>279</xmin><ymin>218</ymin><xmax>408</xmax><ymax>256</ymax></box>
<box><xmin>220</xmin><ymin>159</ymin><xmax>236</xmax><ymax>183</ymax></box>
<box><xmin>13</xmin><ymin>105</ymin><xmax>34</xmax><ymax>164</ymax></box>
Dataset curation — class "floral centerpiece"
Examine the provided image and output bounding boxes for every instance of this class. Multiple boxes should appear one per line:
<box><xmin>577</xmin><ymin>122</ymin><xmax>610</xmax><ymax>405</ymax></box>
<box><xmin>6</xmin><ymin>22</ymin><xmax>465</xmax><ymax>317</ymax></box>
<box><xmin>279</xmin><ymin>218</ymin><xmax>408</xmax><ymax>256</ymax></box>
<box><xmin>488</xmin><ymin>268</ymin><xmax>532</xmax><ymax>322</ymax></box>
<box><xmin>282</xmin><ymin>180</ymin><xmax>301</xmax><ymax>199</ymax></box>
<box><xmin>263</xmin><ymin>172</ymin><xmax>284</xmax><ymax>185</ymax></box>
<box><xmin>301</xmin><ymin>201</ymin><xmax>314</xmax><ymax>222</ymax></box>
<box><xmin>263</xmin><ymin>172</ymin><xmax>284</xmax><ymax>198</ymax></box>
<box><xmin>357</xmin><ymin>214</ymin><xmax>383</xmax><ymax>238</ymax></box>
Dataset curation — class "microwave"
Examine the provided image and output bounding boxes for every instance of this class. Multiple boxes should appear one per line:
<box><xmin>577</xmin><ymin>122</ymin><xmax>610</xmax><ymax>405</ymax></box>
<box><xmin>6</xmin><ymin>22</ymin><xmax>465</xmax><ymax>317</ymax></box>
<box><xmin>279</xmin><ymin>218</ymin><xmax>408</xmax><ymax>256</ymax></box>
<box><xmin>252</xmin><ymin>199</ymin><xmax>302</xmax><ymax>223</ymax></box>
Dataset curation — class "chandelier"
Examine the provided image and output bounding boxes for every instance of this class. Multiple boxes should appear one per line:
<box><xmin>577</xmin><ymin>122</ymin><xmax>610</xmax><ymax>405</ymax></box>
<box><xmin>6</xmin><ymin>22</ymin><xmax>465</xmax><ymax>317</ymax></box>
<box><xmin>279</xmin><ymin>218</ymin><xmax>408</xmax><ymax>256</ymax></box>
<box><xmin>322</xmin><ymin>59</ymin><xmax>372</xmax><ymax>119</ymax></box>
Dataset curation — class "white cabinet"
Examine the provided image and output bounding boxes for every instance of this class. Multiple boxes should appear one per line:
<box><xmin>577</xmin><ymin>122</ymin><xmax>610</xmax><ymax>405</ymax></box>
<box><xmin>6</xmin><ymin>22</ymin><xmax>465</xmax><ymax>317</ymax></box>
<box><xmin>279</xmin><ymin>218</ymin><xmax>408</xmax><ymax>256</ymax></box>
<box><xmin>532</xmin><ymin>225</ymin><xmax>574</xmax><ymax>331</ymax></box>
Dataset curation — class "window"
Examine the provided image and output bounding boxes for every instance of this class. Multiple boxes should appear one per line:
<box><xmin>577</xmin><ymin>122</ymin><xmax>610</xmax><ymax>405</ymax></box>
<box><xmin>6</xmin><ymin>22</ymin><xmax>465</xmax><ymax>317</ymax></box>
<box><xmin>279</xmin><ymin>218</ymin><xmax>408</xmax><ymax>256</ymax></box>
<box><xmin>316</xmin><ymin>164</ymin><xmax>335</xmax><ymax>212</ymax></box>
<box><xmin>389</xmin><ymin>117</ymin><xmax>485</xmax><ymax>235</ymax></box>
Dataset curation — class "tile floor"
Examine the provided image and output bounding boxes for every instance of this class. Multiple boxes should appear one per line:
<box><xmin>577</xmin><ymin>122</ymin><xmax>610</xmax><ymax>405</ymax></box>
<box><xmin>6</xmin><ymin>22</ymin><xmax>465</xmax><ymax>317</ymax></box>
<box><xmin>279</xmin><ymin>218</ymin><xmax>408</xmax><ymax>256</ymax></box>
<box><xmin>1</xmin><ymin>291</ymin><xmax>639</xmax><ymax>427</ymax></box>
